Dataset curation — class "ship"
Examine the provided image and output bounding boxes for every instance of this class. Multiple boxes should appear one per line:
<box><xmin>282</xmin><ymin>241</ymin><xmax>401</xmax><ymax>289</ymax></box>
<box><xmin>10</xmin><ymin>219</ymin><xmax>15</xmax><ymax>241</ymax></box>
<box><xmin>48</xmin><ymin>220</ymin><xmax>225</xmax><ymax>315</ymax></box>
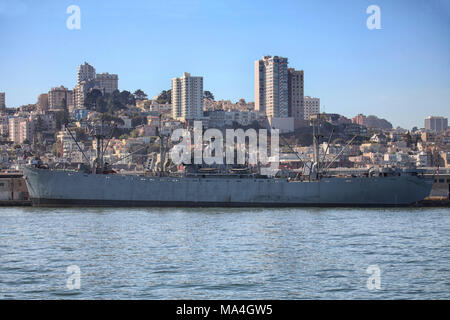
<box><xmin>23</xmin><ymin>165</ymin><xmax>433</xmax><ymax>207</ymax></box>
<box><xmin>22</xmin><ymin>118</ymin><xmax>434</xmax><ymax>207</ymax></box>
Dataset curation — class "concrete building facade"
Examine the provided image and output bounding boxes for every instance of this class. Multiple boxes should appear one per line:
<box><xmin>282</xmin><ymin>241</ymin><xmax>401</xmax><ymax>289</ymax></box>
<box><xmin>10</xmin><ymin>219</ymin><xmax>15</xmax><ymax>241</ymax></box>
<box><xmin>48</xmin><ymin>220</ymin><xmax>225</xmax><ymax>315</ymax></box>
<box><xmin>96</xmin><ymin>72</ymin><xmax>119</xmax><ymax>94</ymax></box>
<box><xmin>287</xmin><ymin>68</ymin><xmax>304</xmax><ymax>119</ymax></box>
<box><xmin>48</xmin><ymin>86</ymin><xmax>73</xmax><ymax>110</ymax></box>
<box><xmin>0</xmin><ymin>92</ymin><xmax>5</xmax><ymax>112</ymax></box>
<box><xmin>254</xmin><ymin>56</ymin><xmax>289</xmax><ymax>118</ymax></box>
<box><xmin>304</xmin><ymin>96</ymin><xmax>320</xmax><ymax>120</ymax></box>
<box><xmin>78</xmin><ymin>62</ymin><xmax>96</xmax><ymax>83</ymax></box>
<box><xmin>74</xmin><ymin>62</ymin><xmax>119</xmax><ymax>110</ymax></box>
<box><xmin>9</xmin><ymin>117</ymin><xmax>32</xmax><ymax>144</ymax></box>
<box><xmin>171</xmin><ymin>72</ymin><xmax>204</xmax><ymax>121</ymax></box>
<box><xmin>425</xmin><ymin>116</ymin><xmax>448</xmax><ymax>133</ymax></box>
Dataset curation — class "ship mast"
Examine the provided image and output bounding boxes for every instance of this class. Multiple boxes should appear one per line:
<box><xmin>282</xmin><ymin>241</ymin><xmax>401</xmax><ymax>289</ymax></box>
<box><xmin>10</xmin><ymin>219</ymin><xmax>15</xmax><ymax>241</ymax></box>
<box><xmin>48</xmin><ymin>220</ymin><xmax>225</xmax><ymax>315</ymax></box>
<box><xmin>157</xmin><ymin>114</ymin><xmax>165</xmax><ymax>176</ymax></box>
<box><xmin>311</xmin><ymin>113</ymin><xmax>322</xmax><ymax>179</ymax></box>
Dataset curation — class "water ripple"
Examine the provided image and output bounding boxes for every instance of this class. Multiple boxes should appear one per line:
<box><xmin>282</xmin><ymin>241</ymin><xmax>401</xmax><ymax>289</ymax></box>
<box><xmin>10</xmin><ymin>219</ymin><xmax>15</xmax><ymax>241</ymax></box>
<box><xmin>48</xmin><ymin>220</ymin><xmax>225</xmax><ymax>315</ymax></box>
<box><xmin>0</xmin><ymin>207</ymin><xmax>448</xmax><ymax>299</ymax></box>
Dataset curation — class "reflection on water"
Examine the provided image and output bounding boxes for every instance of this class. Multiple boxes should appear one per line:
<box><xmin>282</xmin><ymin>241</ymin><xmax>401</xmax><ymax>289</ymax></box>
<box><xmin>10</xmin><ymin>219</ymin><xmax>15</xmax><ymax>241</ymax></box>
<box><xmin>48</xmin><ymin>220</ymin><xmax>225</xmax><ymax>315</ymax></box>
<box><xmin>0</xmin><ymin>207</ymin><xmax>449</xmax><ymax>299</ymax></box>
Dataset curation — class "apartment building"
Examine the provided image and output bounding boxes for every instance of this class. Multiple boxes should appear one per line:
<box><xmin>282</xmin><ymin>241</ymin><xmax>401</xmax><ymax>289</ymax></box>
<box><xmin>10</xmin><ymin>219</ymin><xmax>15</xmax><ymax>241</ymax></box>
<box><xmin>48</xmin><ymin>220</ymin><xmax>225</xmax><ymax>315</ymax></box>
<box><xmin>48</xmin><ymin>86</ymin><xmax>73</xmax><ymax>110</ymax></box>
<box><xmin>254</xmin><ymin>56</ymin><xmax>289</xmax><ymax>118</ymax></box>
<box><xmin>425</xmin><ymin>116</ymin><xmax>448</xmax><ymax>133</ymax></box>
<box><xmin>171</xmin><ymin>72</ymin><xmax>204</xmax><ymax>121</ymax></box>
<box><xmin>0</xmin><ymin>92</ymin><xmax>5</xmax><ymax>112</ymax></box>
<box><xmin>304</xmin><ymin>96</ymin><xmax>320</xmax><ymax>120</ymax></box>
<box><xmin>9</xmin><ymin>117</ymin><xmax>32</xmax><ymax>144</ymax></box>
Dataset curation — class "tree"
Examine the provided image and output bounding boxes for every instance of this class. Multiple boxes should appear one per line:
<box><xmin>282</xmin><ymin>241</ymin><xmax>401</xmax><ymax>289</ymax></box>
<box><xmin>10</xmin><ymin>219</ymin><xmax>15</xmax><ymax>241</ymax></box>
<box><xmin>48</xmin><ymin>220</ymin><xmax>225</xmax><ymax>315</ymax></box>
<box><xmin>51</xmin><ymin>141</ymin><xmax>62</xmax><ymax>157</ymax></box>
<box><xmin>134</xmin><ymin>89</ymin><xmax>148</xmax><ymax>101</ymax></box>
<box><xmin>155</xmin><ymin>90</ymin><xmax>171</xmax><ymax>104</ymax></box>
<box><xmin>73</xmin><ymin>127</ymin><xmax>88</xmax><ymax>142</ymax></box>
<box><xmin>55</xmin><ymin>110</ymin><xmax>69</xmax><ymax>131</ymax></box>
<box><xmin>84</xmin><ymin>89</ymin><xmax>103</xmax><ymax>110</ymax></box>
<box><xmin>95</xmin><ymin>96</ymin><xmax>108</xmax><ymax>113</ymax></box>
<box><xmin>130</xmin><ymin>129</ymin><xmax>140</xmax><ymax>138</ymax></box>
<box><xmin>119</xmin><ymin>90</ymin><xmax>135</xmax><ymax>106</ymax></box>
<box><xmin>98</xmin><ymin>113</ymin><xmax>125</xmax><ymax>126</ymax></box>
<box><xmin>131</xmin><ymin>115</ymin><xmax>147</xmax><ymax>127</ymax></box>
<box><xmin>204</xmin><ymin>91</ymin><xmax>214</xmax><ymax>101</ymax></box>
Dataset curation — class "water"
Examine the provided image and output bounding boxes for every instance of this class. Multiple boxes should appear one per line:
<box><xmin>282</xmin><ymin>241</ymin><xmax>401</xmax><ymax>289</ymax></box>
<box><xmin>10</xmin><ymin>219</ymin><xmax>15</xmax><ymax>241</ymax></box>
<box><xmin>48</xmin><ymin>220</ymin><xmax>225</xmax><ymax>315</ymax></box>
<box><xmin>0</xmin><ymin>207</ymin><xmax>449</xmax><ymax>299</ymax></box>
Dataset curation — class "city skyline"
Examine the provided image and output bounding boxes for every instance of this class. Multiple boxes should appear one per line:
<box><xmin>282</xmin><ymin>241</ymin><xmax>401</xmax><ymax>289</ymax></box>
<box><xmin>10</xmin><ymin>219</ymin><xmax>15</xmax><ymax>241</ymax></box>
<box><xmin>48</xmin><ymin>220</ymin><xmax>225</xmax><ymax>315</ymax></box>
<box><xmin>0</xmin><ymin>0</ymin><xmax>449</xmax><ymax>129</ymax></box>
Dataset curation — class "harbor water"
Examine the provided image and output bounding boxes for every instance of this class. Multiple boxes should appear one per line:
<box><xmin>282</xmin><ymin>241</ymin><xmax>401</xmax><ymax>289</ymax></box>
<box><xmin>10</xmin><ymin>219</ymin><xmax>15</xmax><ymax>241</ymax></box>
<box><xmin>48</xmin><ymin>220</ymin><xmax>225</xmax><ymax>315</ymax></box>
<box><xmin>0</xmin><ymin>207</ymin><xmax>449</xmax><ymax>299</ymax></box>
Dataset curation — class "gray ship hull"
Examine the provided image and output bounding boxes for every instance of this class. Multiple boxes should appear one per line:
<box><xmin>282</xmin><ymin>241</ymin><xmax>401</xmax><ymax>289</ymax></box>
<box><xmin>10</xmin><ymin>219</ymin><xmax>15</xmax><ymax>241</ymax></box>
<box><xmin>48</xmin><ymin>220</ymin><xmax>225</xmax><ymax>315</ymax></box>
<box><xmin>23</xmin><ymin>167</ymin><xmax>434</xmax><ymax>207</ymax></box>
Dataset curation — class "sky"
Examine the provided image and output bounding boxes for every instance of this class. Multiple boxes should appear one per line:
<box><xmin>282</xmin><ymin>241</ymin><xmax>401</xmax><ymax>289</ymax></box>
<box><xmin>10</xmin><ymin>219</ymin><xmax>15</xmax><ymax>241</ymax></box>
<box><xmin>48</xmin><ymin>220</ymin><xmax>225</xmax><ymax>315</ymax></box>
<box><xmin>0</xmin><ymin>0</ymin><xmax>449</xmax><ymax>129</ymax></box>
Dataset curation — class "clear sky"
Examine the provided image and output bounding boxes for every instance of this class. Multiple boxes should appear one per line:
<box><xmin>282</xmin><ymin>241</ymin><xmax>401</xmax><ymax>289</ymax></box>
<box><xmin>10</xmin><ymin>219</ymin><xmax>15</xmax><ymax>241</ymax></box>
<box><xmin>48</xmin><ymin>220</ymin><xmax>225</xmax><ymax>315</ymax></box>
<box><xmin>0</xmin><ymin>0</ymin><xmax>449</xmax><ymax>129</ymax></box>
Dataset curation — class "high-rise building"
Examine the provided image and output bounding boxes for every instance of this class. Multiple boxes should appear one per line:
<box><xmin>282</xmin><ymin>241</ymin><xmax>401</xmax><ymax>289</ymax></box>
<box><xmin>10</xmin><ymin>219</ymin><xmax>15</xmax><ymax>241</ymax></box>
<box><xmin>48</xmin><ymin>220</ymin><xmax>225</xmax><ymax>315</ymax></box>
<box><xmin>171</xmin><ymin>72</ymin><xmax>204</xmax><ymax>121</ymax></box>
<box><xmin>96</xmin><ymin>73</ymin><xmax>119</xmax><ymax>94</ymax></box>
<box><xmin>0</xmin><ymin>92</ymin><xmax>5</xmax><ymax>112</ymax></box>
<box><xmin>425</xmin><ymin>116</ymin><xmax>448</xmax><ymax>133</ymax></box>
<box><xmin>9</xmin><ymin>117</ymin><xmax>32</xmax><ymax>144</ymax></box>
<box><xmin>254</xmin><ymin>56</ymin><xmax>289</xmax><ymax>118</ymax></box>
<box><xmin>48</xmin><ymin>86</ymin><xmax>73</xmax><ymax>110</ymax></box>
<box><xmin>78</xmin><ymin>62</ymin><xmax>96</xmax><ymax>83</ymax></box>
<box><xmin>74</xmin><ymin>62</ymin><xmax>119</xmax><ymax>110</ymax></box>
<box><xmin>287</xmin><ymin>68</ymin><xmax>304</xmax><ymax>119</ymax></box>
<box><xmin>304</xmin><ymin>96</ymin><xmax>320</xmax><ymax>120</ymax></box>
<box><xmin>254</xmin><ymin>59</ymin><xmax>266</xmax><ymax>114</ymax></box>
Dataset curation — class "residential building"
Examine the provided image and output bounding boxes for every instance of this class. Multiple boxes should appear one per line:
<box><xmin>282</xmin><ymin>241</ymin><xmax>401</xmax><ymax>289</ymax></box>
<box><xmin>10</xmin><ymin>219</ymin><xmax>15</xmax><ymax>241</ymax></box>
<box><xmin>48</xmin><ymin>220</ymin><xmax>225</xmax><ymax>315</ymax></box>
<box><xmin>9</xmin><ymin>117</ymin><xmax>32</xmax><ymax>144</ymax></box>
<box><xmin>303</xmin><ymin>96</ymin><xmax>320</xmax><ymax>120</ymax></box>
<box><xmin>78</xmin><ymin>62</ymin><xmax>96</xmax><ymax>83</ymax></box>
<box><xmin>0</xmin><ymin>92</ymin><xmax>5</xmax><ymax>112</ymax></box>
<box><xmin>73</xmin><ymin>109</ymin><xmax>89</xmax><ymax>121</ymax></box>
<box><xmin>48</xmin><ymin>86</ymin><xmax>73</xmax><ymax>110</ymax></box>
<box><xmin>254</xmin><ymin>56</ymin><xmax>289</xmax><ymax>118</ymax></box>
<box><xmin>74</xmin><ymin>62</ymin><xmax>119</xmax><ymax>110</ymax></box>
<box><xmin>57</xmin><ymin>130</ymin><xmax>84</xmax><ymax>159</ymax></box>
<box><xmin>425</xmin><ymin>116</ymin><xmax>448</xmax><ymax>133</ymax></box>
<box><xmin>0</xmin><ymin>116</ymin><xmax>8</xmax><ymax>137</ymax></box>
<box><xmin>171</xmin><ymin>72</ymin><xmax>204</xmax><ymax>121</ymax></box>
<box><xmin>96</xmin><ymin>73</ymin><xmax>119</xmax><ymax>94</ymax></box>
<box><xmin>287</xmin><ymin>68</ymin><xmax>304</xmax><ymax>119</ymax></box>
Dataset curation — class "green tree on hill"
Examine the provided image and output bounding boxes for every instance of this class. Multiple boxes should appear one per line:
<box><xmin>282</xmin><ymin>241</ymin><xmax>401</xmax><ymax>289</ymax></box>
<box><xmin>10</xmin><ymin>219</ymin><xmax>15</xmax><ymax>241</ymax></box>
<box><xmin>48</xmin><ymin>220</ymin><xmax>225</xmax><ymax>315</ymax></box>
<box><xmin>204</xmin><ymin>91</ymin><xmax>214</xmax><ymax>101</ymax></box>
<box><xmin>155</xmin><ymin>90</ymin><xmax>171</xmax><ymax>104</ymax></box>
<box><xmin>134</xmin><ymin>89</ymin><xmax>148</xmax><ymax>100</ymax></box>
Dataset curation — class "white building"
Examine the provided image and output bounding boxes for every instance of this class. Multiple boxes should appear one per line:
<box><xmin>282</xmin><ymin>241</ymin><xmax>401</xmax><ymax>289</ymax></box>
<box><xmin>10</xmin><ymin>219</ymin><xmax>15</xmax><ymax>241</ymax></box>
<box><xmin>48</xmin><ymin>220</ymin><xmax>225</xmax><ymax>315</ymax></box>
<box><xmin>255</xmin><ymin>56</ymin><xmax>289</xmax><ymax>118</ymax></box>
<box><xmin>57</xmin><ymin>130</ymin><xmax>84</xmax><ymax>159</ymax></box>
<box><xmin>424</xmin><ymin>116</ymin><xmax>448</xmax><ymax>133</ymax></box>
<box><xmin>303</xmin><ymin>96</ymin><xmax>320</xmax><ymax>120</ymax></box>
<box><xmin>78</xmin><ymin>62</ymin><xmax>96</xmax><ymax>83</ymax></box>
<box><xmin>171</xmin><ymin>72</ymin><xmax>204</xmax><ymax>121</ymax></box>
<box><xmin>9</xmin><ymin>117</ymin><xmax>32</xmax><ymax>144</ymax></box>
